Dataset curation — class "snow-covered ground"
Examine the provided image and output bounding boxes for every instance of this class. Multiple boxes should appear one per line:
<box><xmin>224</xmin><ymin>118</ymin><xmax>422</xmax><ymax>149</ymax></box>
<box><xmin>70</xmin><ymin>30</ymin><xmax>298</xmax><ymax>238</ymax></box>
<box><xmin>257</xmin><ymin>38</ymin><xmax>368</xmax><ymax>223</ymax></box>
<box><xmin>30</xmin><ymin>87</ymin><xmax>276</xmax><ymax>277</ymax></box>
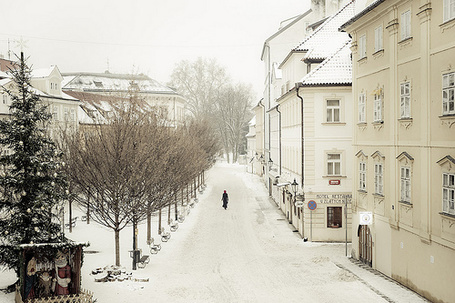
<box><xmin>1</xmin><ymin>162</ymin><xmax>429</xmax><ymax>302</ymax></box>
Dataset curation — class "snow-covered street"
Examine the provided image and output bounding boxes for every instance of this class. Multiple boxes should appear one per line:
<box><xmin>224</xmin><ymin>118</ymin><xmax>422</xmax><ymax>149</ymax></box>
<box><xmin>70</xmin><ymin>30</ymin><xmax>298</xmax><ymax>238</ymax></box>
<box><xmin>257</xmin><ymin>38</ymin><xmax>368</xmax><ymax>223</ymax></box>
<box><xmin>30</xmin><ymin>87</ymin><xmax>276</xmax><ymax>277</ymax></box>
<box><xmin>1</xmin><ymin>162</ymin><xmax>429</xmax><ymax>302</ymax></box>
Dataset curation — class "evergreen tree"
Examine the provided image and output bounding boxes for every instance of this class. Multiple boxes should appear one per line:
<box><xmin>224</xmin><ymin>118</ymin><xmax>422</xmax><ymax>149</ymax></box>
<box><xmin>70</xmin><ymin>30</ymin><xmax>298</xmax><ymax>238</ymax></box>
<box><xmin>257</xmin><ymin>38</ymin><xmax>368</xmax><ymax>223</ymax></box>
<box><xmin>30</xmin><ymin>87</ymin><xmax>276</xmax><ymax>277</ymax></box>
<box><xmin>0</xmin><ymin>53</ymin><xmax>68</xmax><ymax>273</ymax></box>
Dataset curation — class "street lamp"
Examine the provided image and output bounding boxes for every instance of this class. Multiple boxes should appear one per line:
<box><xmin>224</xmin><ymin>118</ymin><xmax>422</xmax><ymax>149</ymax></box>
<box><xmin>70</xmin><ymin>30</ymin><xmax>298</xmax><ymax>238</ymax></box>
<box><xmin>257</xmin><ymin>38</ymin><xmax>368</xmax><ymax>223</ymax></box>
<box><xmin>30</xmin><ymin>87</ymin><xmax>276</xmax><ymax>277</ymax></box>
<box><xmin>291</xmin><ymin>178</ymin><xmax>298</xmax><ymax>197</ymax></box>
<box><xmin>268</xmin><ymin>158</ymin><xmax>273</xmax><ymax>170</ymax></box>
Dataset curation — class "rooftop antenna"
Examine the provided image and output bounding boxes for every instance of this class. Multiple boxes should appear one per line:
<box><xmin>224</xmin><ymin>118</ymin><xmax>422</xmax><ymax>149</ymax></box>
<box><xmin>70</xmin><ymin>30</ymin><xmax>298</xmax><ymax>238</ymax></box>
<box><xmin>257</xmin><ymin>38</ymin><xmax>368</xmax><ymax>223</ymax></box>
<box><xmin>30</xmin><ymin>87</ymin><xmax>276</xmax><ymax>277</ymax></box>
<box><xmin>106</xmin><ymin>58</ymin><xmax>110</xmax><ymax>73</ymax></box>
<box><xmin>14</xmin><ymin>36</ymin><xmax>28</xmax><ymax>56</ymax></box>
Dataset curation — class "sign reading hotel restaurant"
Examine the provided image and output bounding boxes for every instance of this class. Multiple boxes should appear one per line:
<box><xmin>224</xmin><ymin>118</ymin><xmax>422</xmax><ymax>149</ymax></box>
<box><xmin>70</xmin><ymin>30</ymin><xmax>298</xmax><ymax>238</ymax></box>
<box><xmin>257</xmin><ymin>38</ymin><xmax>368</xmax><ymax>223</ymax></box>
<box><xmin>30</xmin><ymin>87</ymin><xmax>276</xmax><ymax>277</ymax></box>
<box><xmin>315</xmin><ymin>194</ymin><xmax>352</xmax><ymax>204</ymax></box>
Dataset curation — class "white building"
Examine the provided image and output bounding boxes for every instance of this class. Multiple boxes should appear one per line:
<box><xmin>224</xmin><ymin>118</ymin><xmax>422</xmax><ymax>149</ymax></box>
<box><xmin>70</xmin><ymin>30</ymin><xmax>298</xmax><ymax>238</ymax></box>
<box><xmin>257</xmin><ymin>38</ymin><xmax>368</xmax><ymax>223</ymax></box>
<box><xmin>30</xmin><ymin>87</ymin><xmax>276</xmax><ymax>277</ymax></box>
<box><xmin>62</xmin><ymin>72</ymin><xmax>187</xmax><ymax>127</ymax></box>
<box><xmin>0</xmin><ymin>65</ymin><xmax>80</xmax><ymax>139</ymax></box>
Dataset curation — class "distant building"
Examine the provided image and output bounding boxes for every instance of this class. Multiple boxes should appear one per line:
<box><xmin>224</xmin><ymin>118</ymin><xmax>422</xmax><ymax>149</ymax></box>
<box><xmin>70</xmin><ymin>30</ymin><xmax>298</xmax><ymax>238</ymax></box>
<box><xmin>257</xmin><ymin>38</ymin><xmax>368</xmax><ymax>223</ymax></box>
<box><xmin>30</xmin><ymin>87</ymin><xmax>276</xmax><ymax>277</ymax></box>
<box><xmin>0</xmin><ymin>65</ymin><xmax>80</xmax><ymax>139</ymax></box>
<box><xmin>62</xmin><ymin>72</ymin><xmax>187</xmax><ymax>127</ymax></box>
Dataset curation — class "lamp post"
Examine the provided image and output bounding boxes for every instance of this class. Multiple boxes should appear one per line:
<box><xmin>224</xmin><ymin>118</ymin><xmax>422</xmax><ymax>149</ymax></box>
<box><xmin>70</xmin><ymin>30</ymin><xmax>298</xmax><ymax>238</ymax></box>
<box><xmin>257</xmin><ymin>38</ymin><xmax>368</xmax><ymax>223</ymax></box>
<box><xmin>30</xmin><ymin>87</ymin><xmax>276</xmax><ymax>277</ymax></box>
<box><xmin>268</xmin><ymin>158</ymin><xmax>273</xmax><ymax>170</ymax></box>
<box><xmin>291</xmin><ymin>179</ymin><xmax>298</xmax><ymax>223</ymax></box>
<box><xmin>291</xmin><ymin>178</ymin><xmax>298</xmax><ymax>199</ymax></box>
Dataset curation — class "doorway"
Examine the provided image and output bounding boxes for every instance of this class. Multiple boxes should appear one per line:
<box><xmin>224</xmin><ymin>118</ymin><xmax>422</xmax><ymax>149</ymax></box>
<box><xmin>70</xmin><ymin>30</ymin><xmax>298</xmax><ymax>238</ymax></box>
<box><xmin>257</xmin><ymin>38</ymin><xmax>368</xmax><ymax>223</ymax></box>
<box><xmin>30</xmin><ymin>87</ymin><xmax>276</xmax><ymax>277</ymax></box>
<box><xmin>358</xmin><ymin>225</ymin><xmax>372</xmax><ymax>266</ymax></box>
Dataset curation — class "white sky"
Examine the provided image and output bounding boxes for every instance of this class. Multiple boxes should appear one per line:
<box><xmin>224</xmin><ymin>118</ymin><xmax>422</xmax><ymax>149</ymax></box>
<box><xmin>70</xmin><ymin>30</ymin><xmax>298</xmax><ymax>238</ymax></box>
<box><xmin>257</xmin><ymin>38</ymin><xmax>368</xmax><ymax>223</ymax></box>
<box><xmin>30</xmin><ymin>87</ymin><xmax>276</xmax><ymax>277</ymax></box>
<box><xmin>0</xmin><ymin>0</ymin><xmax>311</xmax><ymax>99</ymax></box>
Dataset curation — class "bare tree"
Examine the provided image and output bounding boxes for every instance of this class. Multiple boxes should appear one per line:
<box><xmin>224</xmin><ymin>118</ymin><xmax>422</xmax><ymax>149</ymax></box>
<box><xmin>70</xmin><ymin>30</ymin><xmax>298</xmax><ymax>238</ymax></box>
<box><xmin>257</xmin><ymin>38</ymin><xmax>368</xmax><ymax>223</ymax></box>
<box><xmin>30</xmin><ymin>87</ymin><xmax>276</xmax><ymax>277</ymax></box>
<box><xmin>169</xmin><ymin>57</ymin><xmax>229</xmax><ymax>120</ymax></box>
<box><xmin>215</xmin><ymin>83</ymin><xmax>253</xmax><ymax>163</ymax></box>
<box><xmin>63</xmin><ymin>101</ymin><xmax>157</xmax><ymax>266</ymax></box>
<box><xmin>169</xmin><ymin>58</ymin><xmax>253</xmax><ymax>163</ymax></box>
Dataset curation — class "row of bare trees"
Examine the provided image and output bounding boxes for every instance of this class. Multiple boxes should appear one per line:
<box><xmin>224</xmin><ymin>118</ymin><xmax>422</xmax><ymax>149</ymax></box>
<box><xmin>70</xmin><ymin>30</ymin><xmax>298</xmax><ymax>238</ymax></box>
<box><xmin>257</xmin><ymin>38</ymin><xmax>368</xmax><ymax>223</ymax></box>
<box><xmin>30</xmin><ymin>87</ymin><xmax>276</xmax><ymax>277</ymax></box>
<box><xmin>62</xmin><ymin>100</ymin><xmax>220</xmax><ymax>266</ymax></box>
<box><xmin>169</xmin><ymin>57</ymin><xmax>254</xmax><ymax>163</ymax></box>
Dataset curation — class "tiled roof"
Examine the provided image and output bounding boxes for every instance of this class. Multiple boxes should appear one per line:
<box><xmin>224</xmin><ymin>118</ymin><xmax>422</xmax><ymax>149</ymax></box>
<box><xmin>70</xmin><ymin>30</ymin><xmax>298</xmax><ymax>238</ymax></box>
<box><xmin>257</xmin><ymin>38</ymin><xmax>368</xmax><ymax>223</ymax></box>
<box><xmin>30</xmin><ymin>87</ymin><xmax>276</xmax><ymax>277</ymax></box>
<box><xmin>293</xmin><ymin>0</ymin><xmax>355</xmax><ymax>61</ymax></box>
<box><xmin>299</xmin><ymin>41</ymin><xmax>352</xmax><ymax>86</ymax></box>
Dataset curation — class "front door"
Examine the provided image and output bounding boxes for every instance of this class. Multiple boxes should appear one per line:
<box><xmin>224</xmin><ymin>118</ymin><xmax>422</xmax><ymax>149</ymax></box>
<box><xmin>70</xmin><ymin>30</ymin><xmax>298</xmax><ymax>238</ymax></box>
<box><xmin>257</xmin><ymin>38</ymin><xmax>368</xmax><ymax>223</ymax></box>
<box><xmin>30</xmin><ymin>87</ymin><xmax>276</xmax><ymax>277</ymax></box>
<box><xmin>358</xmin><ymin>225</ymin><xmax>372</xmax><ymax>267</ymax></box>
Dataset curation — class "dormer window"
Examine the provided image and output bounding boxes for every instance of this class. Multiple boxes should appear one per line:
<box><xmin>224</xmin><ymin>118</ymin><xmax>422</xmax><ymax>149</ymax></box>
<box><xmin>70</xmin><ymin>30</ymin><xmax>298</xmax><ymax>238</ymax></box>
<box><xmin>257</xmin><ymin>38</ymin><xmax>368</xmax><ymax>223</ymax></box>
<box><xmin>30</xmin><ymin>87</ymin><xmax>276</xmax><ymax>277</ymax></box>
<box><xmin>93</xmin><ymin>81</ymin><xmax>104</xmax><ymax>88</ymax></box>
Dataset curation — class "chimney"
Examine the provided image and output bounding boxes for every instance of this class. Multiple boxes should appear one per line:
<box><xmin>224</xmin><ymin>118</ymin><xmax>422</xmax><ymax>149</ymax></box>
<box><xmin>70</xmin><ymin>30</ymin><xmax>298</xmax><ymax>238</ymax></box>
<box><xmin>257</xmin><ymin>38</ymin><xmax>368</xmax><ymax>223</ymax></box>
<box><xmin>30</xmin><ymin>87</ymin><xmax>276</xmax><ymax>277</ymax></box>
<box><xmin>311</xmin><ymin>0</ymin><xmax>326</xmax><ymax>20</ymax></box>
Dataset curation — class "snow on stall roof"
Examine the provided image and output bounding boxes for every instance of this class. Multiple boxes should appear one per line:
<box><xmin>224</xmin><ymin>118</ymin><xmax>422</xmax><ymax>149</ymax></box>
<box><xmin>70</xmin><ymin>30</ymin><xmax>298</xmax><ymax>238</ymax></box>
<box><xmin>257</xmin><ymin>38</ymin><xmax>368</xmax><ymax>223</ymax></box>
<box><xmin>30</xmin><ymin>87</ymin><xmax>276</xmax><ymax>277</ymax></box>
<box><xmin>299</xmin><ymin>41</ymin><xmax>352</xmax><ymax>86</ymax></box>
<box><xmin>293</xmin><ymin>0</ymin><xmax>354</xmax><ymax>61</ymax></box>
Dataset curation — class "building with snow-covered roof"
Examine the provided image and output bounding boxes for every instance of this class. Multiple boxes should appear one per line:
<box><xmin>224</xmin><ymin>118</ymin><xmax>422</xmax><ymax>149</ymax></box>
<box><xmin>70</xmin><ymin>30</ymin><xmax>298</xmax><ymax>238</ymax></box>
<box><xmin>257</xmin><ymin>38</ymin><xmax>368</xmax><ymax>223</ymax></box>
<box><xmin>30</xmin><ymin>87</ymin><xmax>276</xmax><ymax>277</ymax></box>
<box><xmin>62</xmin><ymin>72</ymin><xmax>187</xmax><ymax>127</ymax></box>
<box><xmin>263</xmin><ymin>1</ymin><xmax>355</xmax><ymax>241</ymax></box>
<box><xmin>259</xmin><ymin>0</ymin><xmax>353</xmax><ymax>207</ymax></box>
<box><xmin>0</xmin><ymin>64</ymin><xmax>80</xmax><ymax>138</ymax></box>
<box><xmin>341</xmin><ymin>0</ymin><xmax>455</xmax><ymax>301</ymax></box>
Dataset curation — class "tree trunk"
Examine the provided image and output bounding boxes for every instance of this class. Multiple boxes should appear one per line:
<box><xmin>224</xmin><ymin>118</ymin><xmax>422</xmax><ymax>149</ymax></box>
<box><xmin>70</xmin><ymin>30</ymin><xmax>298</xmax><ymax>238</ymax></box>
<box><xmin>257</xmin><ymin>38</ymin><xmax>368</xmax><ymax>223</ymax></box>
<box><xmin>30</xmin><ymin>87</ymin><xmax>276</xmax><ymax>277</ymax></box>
<box><xmin>167</xmin><ymin>203</ymin><xmax>171</xmax><ymax>225</ymax></box>
<box><xmin>146</xmin><ymin>208</ymin><xmax>151</xmax><ymax>244</ymax></box>
<box><xmin>174</xmin><ymin>194</ymin><xmax>178</xmax><ymax>221</ymax></box>
<box><xmin>115</xmin><ymin>229</ymin><xmax>120</xmax><ymax>266</ymax></box>
<box><xmin>86</xmin><ymin>197</ymin><xmax>90</xmax><ymax>225</ymax></box>
<box><xmin>69</xmin><ymin>197</ymin><xmax>72</xmax><ymax>233</ymax></box>
<box><xmin>158</xmin><ymin>208</ymin><xmax>162</xmax><ymax>235</ymax></box>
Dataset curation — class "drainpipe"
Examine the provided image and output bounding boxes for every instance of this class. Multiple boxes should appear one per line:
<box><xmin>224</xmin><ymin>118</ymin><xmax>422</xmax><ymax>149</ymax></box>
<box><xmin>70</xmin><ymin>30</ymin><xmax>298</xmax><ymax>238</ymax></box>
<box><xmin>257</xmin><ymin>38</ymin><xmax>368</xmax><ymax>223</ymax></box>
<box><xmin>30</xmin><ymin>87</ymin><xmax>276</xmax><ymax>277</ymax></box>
<box><xmin>296</xmin><ymin>83</ymin><xmax>304</xmax><ymax>188</ymax></box>
<box><xmin>275</xmin><ymin>105</ymin><xmax>282</xmax><ymax>176</ymax></box>
<box><xmin>258</xmin><ymin>99</ymin><xmax>265</xmax><ymax>176</ymax></box>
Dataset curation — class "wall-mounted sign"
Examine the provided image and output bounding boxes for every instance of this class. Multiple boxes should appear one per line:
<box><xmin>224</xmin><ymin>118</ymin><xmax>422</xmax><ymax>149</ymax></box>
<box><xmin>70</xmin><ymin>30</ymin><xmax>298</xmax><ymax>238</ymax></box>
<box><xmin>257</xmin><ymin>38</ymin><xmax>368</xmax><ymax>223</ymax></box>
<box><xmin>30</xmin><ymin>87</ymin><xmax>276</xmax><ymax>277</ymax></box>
<box><xmin>315</xmin><ymin>194</ymin><xmax>352</xmax><ymax>204</ymax></box>
<box><xmin>359</xmin><ymin>212</ymin><xmax>373</xmax><ymax>225</ymax></box>
<box><xmin>329</xmin><ymin>179</ymin><xmax>340</xmax><ymax>185</ymax></box>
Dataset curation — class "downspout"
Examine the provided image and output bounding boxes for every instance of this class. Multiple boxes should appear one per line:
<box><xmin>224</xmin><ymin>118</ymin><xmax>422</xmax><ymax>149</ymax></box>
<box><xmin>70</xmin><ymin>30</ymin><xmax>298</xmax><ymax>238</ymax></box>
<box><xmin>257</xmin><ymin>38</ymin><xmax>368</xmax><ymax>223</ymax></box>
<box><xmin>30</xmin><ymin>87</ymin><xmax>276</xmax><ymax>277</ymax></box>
<box><xmin>258</xmin><ymin>99</ymin><xmax>265</xmax><ymax>177</ymax></box>
<box><xmin>296</xmin><ymin>83</ymin><xmax>304</xmax><ymax>188</ymax></box>
<box><xmin>275</xmin><ymin>105</ymin><xmax>282</xmax><ymax>176</ymax></box>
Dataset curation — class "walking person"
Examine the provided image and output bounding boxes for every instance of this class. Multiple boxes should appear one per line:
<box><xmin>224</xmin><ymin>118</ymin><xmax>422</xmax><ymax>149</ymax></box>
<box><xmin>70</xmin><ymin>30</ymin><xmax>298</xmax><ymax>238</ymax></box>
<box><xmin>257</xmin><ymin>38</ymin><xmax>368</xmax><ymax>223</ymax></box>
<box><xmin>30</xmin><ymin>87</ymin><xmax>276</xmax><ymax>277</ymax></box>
<box><xmin>221</xmin><ymin>190</ymin><xmax>229</xmax><ymax>210</ymax></box>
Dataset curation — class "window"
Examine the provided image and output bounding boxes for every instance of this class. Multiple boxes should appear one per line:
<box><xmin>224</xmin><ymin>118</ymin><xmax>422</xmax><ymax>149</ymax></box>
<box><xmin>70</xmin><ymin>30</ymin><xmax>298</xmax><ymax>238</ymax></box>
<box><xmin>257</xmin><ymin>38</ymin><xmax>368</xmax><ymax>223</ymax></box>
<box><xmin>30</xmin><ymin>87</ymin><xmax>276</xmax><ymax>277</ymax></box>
<box><xmin>375</xmin><ymin>163</ymin><xmax>383</xmax><ymax>195</ymax></box>
<box><xmin>64</xmin><ymin>107</ymin><xmax>69</xmax><ymax>121</ymax></box>
<box><xmin>443</xmin><ymin>72</ymin><xmax>455</xmax><ymax>115</ymax></box>
<box><xmin>70</xmin><ymin>108</ymin><xmax>76</xmax><ymax>121</ymax></box>
<box><xmin>327</xmin><ymin>153</ymin><xmax>341</xmax><ymax>176</ymax></box>
<box><xmin>327</xmin><ymin>207</ymin><xmax>342</xmax><ymax>228</ymax></box>
<box><xmin>53</xmin><ymin>106</ymin><xmax>59</xmax><ymax>121</ymax></box>
<box><xmin>374</xmin><ymin>25</ymin><xmax>383</xmax><ymax>52</ymax></box>
<box><xmin>400</xmin><ymin>82</ymin><xmax>411</xmax><ymax>118</ymax></box>
<box><xmin>358</xmin><ymin>93</ymin><xmax>366</xmax><ymax>123</ymax></box>
<box><xmin>358</xmin><ymin>34</ymin><xmax>366</xmax><ymax>59</ymax></box>
<box><xmin>374</xmin><ymin>93</ymin><xmax>382</xmax><ymax>122</ymax></box>
<box><xmin>359</xmin><ymin>162</ymin><xmax>366</xmax><ymax>191</ymax></box>
<box><xmin>443</xmin><ymin>173</ymin><xmax>455</xmax><ymax>215</ymax></box>
<box><xmin>326</xmin><ymin>99</ymin><xmax>340</xmax><ymax>122</ymax></box>
<box><xmin>400</xmin><ymin>167</ymin><xmax>411</xmax><ymax>202</ymax></box>
<box><xmin>444</xmin><ymin>0</ymin><xmax>455</xmax><ymax>22</ymax></box>
<box><xmin>2</xmin><ymin>94</ymin><xmax>7</xmax><ymax>104</ymax></box>
<box><xmin>401</xmin><ymin>10</ymin><xmax>411</xmax><ymax>40</ymax></box>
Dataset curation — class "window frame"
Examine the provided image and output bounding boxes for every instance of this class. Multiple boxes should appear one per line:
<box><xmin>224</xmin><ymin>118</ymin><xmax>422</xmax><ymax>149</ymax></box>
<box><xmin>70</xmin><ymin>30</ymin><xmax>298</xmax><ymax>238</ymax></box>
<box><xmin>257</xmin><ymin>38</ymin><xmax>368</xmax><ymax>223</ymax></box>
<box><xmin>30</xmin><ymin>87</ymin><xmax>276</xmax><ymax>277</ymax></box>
<box><xmin>359</xmin><ymin>162</ymin><xmax>367</xmax><ymax>191</ymax></box>
<box><xmin>374</xmin><ymin>92</ymin><xmax>383</xmax><ymax>122</ymax></box>
<box><xmin>358</xmin><ymin>34</ymin><xmax>367</xmax><ymax>59</ymax></box>
<box><xmin>374</xmin><ymin>163</ymin><xmax>384</xmax><ymax>195</ymax></box>
<box><xmin>400</xmin><ymin>166</ymin><xmax>411</xmax><ymax>203</ymax></box>
<box><xmin>358</xmin><ymin>93</ymin><xmax>366</xmax><ymax>123</ymax></box>
<box><xmin>326</xmin><ymin>99</ymin><xmax>341</xmax><ymax>123</ymax></box>
<box><xmin>443</xmin><ymin>173</ymin><xmax>455</xmax><ymax>215</ymax></box>
<box><xmin>443</xmin><ymin>0</ymin><xmax>455</xmax><ymax>22</ymax></box>
<box><xmin>400</xmin><ymin>82</ymin><xmax>411</xmax><ymax>118</ymax></box>
<box><xmin>327</xmin><ymin>153</ymin><xmax>342</xmax><ymax>176</ymax></box>
<box><xmin>374</xmin><ymin>25</ymin><xmax>383</xmax><ymax>52</ymax></box>
<box><xmin>442</xmin><ymin>72</ymin><xmax>455</xmax><ymax>115</ymax></box>
<box><xmin>327</xmin><ymin>206</ymin><xmax>343</xmax><ymax>228</ymax></box>
<box><xmin>401</xmin><ymin>9</ymin><xmax>412</xmax><ymax>41</ymax></box>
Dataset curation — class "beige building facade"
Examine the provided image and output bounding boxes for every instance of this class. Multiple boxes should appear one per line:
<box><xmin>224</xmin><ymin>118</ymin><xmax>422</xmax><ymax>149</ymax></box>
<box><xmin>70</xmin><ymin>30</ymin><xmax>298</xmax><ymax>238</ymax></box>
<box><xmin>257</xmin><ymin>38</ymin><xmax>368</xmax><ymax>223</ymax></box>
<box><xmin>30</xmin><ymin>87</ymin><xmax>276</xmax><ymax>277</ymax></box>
<box><xmin>342</xmin><ymin>0</ymin><xmax>455</xmax><ymax>302</ymax></box>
